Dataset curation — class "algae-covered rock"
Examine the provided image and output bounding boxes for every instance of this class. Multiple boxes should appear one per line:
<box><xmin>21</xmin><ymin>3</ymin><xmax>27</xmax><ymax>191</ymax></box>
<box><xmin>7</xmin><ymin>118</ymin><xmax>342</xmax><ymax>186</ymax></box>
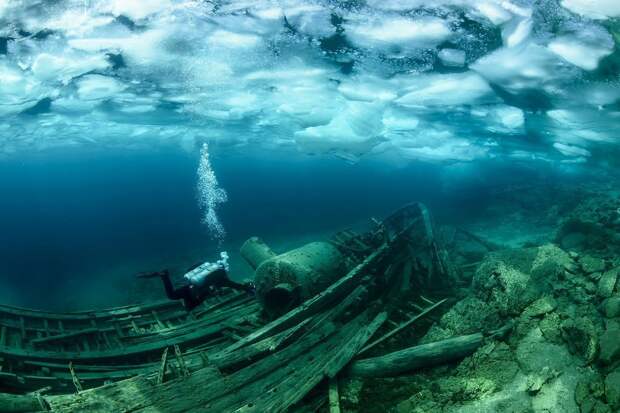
<box><xmin>456</xmin><ymin>342</ymin><xmax>520</xmax><ymax>388</ymax></box>
<box><xmin>602</xmin><ymin>296</ymin><xmax>620</xmax><ymax>318</ymax></box>
<box><xmin>598</xmin><ymin>320</ymin><xmax>620</xmax><ymax>364</ymax></box>
<box><xmin>604</xmin><ymin>368</ymin><xmax>620</xmax><ymax>410</ymax></box>
<box><xmin>574</xmin><ymin>370</ymin><xmax>612</xmax><ymax>413</ymax></box>
<box><xmin>580</xmin><ymin>255</ymin><xmax>607</xmax><ymax>274</ymax></box>
<box><xmin>473</xmin><ymin>259</ymin><xmax>531</xmax><ymax>316</ymax></box>
<box><xmin>523</xmin><ymin>296</ymin><xmax>557</xmax><ymax>318</ymax></box>
<box><xmin>539</xmin><ymin>312</ymin><xmax>563</xmax><ymax>344</ymax></box>
<box><xmin>560</xmin><ymin>317</ymin><xmax>599</xmax><ymax>363</ymax></box>
<box><xmin>580</xmin><ymin>398</ymin><xmax>612</xmax><ymax>413</ymax></box>
<box><xmin>419</xmin><ymin>296</ymin><xmax>502</xmax><ymax>343</ymax></box>
<box><xmin>597</xmin><ymin>268</ymin><xmax>619</xmax><ymax>298</ymax></box>
<box><xmin>473</xmin><ymin>244</ymin><xmax>570</xmax><ymax>315</ymax></box>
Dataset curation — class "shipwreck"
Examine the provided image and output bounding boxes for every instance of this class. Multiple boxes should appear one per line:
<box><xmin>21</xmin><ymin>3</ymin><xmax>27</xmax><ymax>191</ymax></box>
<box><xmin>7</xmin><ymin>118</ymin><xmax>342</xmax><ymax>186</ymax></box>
<box><xmin>0</xmin><ymin>203</ymin><xmax>507</xmax><ymax>412</ymax></box>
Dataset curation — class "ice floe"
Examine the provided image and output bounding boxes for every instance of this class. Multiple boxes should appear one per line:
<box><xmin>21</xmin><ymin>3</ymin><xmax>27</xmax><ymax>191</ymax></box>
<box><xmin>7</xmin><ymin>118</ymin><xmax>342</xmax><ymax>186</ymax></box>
<box><xmin>0</xmin><ymin>0</ymin><xmax>618</xmax><ymax>165</ymax></box>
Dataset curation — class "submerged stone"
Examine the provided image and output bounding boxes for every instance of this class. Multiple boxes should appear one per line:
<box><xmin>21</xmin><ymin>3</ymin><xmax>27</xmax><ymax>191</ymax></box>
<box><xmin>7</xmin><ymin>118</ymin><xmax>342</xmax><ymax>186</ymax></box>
<box><xmin>598</xmin><ymin>321</ymin><xmax>620</xmax><ymax>364</ymax></box>
<box><xmin>523</xmin><ymin>296</ymin><xmax>557</xmax><ymax>317</ymax></box>
<box><xmin>597</xmin><ymin>268</ymin><xmax>619</xmax><ymax>298</ymax></box>
<box><xmin>580</xmin><ymin>255</ymin><xmax>606</xmax><ymax>274</ymax></box>
<box><xmin>602</xmin><ymin>296</ymin><xmax>620</xmax><ymax>318</ymax></box>
<box><xmin>605</xmin><ymin>369</ymin><xmax>620</xmax><ymax>410</ymax></box>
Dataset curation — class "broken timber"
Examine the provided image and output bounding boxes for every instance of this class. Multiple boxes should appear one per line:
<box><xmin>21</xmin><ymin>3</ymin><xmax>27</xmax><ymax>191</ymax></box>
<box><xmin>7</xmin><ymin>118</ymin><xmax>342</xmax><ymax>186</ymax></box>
<box><xmin>40</xmin><ymin>222</ymin><xmax>418</xmax><ymax>412</ymax></box>
<box><xmin>0</xmin><ymin>202</ymin><xmax>473</xmax><ymax>412</ymax></box>
<box><xmin>0</xmin><ymin>290</ymin><xmax>260</xmax><ymax>394</ymax></box>
<box><xmin>348</xmin><ymin>323</ymin><xmax>514</xmax><ymax>378</ymax></box>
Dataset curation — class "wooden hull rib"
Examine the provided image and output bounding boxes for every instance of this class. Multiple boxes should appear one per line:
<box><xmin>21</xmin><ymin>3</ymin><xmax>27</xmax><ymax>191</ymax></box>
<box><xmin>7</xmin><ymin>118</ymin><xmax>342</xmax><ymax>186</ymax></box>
<box><xmin>0</xmin><ymin>290</ymin><xmax>262</xmax><ymax>394</ymax></box>
<box><xmin>1</xmin><ymin>203</ymin><xmax>454</xmax><ymax>412</ymax></box>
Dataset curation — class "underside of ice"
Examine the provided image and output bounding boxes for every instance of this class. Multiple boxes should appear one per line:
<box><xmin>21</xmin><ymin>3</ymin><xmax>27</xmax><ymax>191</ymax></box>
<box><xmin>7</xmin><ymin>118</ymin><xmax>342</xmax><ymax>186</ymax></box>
<box><xmin>0</xmin><ymin>0</ymin><xmax>618</xmax><ymax>165</ymax></box>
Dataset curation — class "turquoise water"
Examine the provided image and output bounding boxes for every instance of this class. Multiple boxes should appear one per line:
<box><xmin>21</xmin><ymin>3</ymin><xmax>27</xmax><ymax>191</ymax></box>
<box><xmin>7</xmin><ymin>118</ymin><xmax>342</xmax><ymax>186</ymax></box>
<box><xmin>0</xmin><ymin>1</ymin><xmax>618</xmax><ymax>310</ymax></box>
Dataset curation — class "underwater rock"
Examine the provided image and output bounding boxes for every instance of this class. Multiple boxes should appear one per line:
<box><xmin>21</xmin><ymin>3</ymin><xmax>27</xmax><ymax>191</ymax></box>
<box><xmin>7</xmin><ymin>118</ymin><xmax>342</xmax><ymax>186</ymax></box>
<box><xmin>560</xmin><ymin>231</ymin><xmax>588</xmax><ymax>250</ymax></box>
<box><xmin>516</xmin><ymin>327</ymin><xmax>570</xmax><ymax>371</ymax></box>
<box><xmin>605</xmin><ymin>368</ymin><xmax>620</xmax><ymax>410</ymax></box>
<box><xmin>523</xmin><ymin>296</ymin><xmax>557</xmax><ymax>318</ymax></box>
<box><xmin>515</xmin><ymin>326</ymin><xmax>581</xmax><ymax>412</ymax></box>
<box><xmin>598</xmin><ymin>320</ymin><xmax>620</xmax><ymax>364</ymax></box>
<box><xmin>560</xmin><ymin>317</ymin><xmax>599</xmax><ymax>364</ymax></box>
<box><xmin>539</xmin><ymin>312</ymin><xmax>564</xmax><ymax>344</ymax></box>
<box><xmin>597</xmin><ymin>268</ymin><xmax>619</xmax><ymax>299</ymax></box>
<box><xmin>419</xmin><ymin>296</ymin><xmax>502</xmax><ymax>343</ymax></box>
<box><xmin>580</xmin><ymin>255</ymin><xmax>607</xmax><ymax>274</ymax></box>
<box><xmin>555</xmin><ymin>196</ymin><xmax>620</xmax><ymax>254</ymax></box>
<box><xmin>602</xmin><ymin>296</ymin><xmax>620</xmax><ymax>318</ymax></box>
<box><xmin>473</xmin><ymin>244</ymin><xmax>570</xmax><ymax>316</ymax></box>
<box><xmin>473</xmin><ymin>260</ymin><xmax>533</xmax><ymax>316</ymax></box>
<box><xmin>526</xmin><ymin>367</ymin><xmax>559</xmax><ymax>395</ymax></box>
<box><xmin>574</xmin><ymin>372</ymin><xmax>611</xmax><ymax>413</ymax></box>
<box><xmin>526</xmin><ymin>374</ymin><xmax>545</xmax><ymax>395</ymax></box>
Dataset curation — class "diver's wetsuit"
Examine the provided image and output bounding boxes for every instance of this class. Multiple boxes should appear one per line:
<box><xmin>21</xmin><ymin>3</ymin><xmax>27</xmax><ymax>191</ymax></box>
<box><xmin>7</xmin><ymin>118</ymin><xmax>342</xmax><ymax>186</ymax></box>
<box><xmin>158</xmin><ymin>268</ymin><xmax>251</xmax><ymax>311</ymax></box>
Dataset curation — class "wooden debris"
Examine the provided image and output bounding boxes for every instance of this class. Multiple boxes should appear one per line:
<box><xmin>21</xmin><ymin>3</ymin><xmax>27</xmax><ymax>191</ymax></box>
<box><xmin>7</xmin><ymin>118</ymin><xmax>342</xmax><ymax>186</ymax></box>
<box><xmin>157</xmin><ymin>347</ymin><xmax>169</xmax><ymax>384</ymax></box>
<box><xmin>328</xmin><ymin>377</ymin><xmax>341</xmax><ymax>413</ymax></box>
<box><xmin>68</xmin><ymin>362</ymin><xmax>82</xmax><ymax>393</ymax></box>
<box><xmin>174</xmin><ymin>344</ymin><xmax>190</xmax><ymax>377</ymax></box>
<box><xmin>349</xmin><ymin>324</ymin><xmax>513</xmax><ymax>378</ymax></box>
<box><xmin>0</xmin><ymin>392</ymin><xmax>46</xmax><ymax>413</ymax></box>
<box><xmin>357</xmin><ymin>298</ymin><xmax>447</xmax><ymax>356</ymax></box>
<box><xmin>1</xmin><ymin>202</ymin><xmax>457</xmax><ymax>412</ymax></box>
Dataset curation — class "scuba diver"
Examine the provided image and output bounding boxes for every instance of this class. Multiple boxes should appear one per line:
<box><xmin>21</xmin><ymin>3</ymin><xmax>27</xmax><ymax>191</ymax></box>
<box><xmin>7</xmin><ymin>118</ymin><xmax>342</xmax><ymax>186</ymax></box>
<box><xmin>138</xmin><ymin>252</ymin><xmax>255</xmax><ymax>311</ymax></box>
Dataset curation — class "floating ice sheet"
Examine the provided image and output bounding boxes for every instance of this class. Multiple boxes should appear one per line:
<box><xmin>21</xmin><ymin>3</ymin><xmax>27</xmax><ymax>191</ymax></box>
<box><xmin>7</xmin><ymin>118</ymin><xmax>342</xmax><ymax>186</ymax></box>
<box><xmin>0</xmin><ymin>0</ymin><xmax>618</xmax><ymax>165</ymax></box>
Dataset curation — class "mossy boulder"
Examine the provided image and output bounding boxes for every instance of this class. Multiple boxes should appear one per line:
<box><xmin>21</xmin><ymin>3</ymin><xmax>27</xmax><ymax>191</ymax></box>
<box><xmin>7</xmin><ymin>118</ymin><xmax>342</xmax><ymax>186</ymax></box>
<box><xmin>602</xmin><ymin>296</ymin><xmax>620</xmax><ymax>318</ymax></box>
<box><xmin>604</xmin><ymin>368</ymin><xmax>620</xmax><ymax>410</ymax></box>
<box><xmin>473</xmin><ymin>244</ymin><xmax>571</xmax><ymax>315</ymax></box>
<box><xmin>598</xmin><ymin>320</ymin><xmax>620</xmax><ymax>364</ymax></box>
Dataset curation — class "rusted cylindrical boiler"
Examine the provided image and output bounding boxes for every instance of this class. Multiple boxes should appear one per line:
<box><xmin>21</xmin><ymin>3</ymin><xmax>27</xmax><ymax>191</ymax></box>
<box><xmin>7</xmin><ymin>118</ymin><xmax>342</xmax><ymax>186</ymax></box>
<box><xmin>241</xmin><ymin>239</ymin><xmax>350</xmax><ymax>316</ymax></box>
<box><xmin>240</xmin><ymin>237</ymin><xmax>276</xmax><ymax>270</ymax></box>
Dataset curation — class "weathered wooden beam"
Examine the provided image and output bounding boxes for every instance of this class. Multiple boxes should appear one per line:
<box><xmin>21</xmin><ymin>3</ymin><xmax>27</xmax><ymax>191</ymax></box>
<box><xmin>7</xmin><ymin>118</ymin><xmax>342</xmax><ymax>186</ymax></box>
<box><xmin>357</xmin><ymin>298</ymin><xmax>447</xmax><ymax>356</ymax></box>
<box><xmin>157</xmin><ymin>347</ymin><xmax>169</xmax><ymax>384</ymax></box>
<box><xmin>349</xmin><ymin>324</ymin><xmax>513</xmax><ymax>378</ymax></box>
<box><xmin>0</xmin><ymin>325</ymin><xmax>7</xmax><ymax>347</ymax></box>
<box><xmin>0</xmin><ymin>392</ymin><xmax>46</xmax><ymax>412</ymax></box>
<box><xmin>68</xmin><ymin>362</ymin><xmax>83</xmax><ymax>393</ymax></box>
<box><xmin>242</xmin><ymin>309</ymin><xmax>387</xmax><ymax>413</ymax></box>
<box><xmin>0</xmin><ymin>298</ymin><xmax>183</xmax><ymax>318</ymax></box>
<box><xmin>174</xmin><ymin>344</ymin><xmax>190</xmax><ymax>377</ymax></box>
<box><xmin>151</xmin><ymin>310</ymin><xmax>165</xmax><ymax>330</ymax></box>
<box><xmin>30</xmin><ymin>328</ymin><xmax>99</xmax><ymax>345</ymax></box>
<box><xmin>328</xmin><ymin>377</ymin><xmax>341</xmax><ymax>413</ymax></box>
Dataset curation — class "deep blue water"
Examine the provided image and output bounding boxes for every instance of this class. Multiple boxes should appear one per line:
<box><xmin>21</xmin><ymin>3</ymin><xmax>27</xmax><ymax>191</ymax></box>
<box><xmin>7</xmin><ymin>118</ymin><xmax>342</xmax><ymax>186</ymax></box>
<box><xmin>0</xmin><ymin>144</ymin><xmax>581</xmax><ymax>309</ymax></box>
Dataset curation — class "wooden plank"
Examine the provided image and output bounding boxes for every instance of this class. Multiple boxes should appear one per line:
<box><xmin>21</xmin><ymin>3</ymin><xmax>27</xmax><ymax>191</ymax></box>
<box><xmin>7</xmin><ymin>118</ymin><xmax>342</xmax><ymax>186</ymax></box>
<box><xmin>349</xmin><ymin>333</ymin><xmax>484</xmax><ymax>378</ymax></box>
<box><xmin>151</xmin><ymin>311</ymin><xmax>165</xmax><ymax>330</ymax></box>
<box><xmin>19</xmin><ymin>317</ymin><xmax>26</xmax><ymax>346</ymax></box>
<box><xmin>174</xmin><ymin>344</ymin><xmax>190</xmax><ymax>377</ymax></box>
<box><xmin>30</xmin><ymin>328</ymin><xmax>99</xmax><ymax>345</ymax></box>
<box><xmin>0</xmin><ymin>392</ymin><xmax>44</xmax><ymax>412</ymax></box>
<box><xmin>68</xmin><ymin>362</ymin><xmax>83</xmax><ymax>393</ymax></box>
<box><xmin>0</xmin><ymin>325</ymin><xmax>6</xmax><ymax>347</ymax></box>
<box><xmin>328</xmin><ymin>377</ymin><xmax>341</xmax><ymax>413</ymax></box>
<box><xmin>210</xmin><ymin>318</ymin><xmax>312</xmax><ymax>371</ymax></box>
<box><xmin>357</xmin><ymin>298</ymin><xmax>447</xmax><ymax>356</ymax></box>
<box><xmin>220</xmin><ymin>244</ymin><xmax>390</xmax><ymax>355</ymax></box>
<box><xmin>236</xmin><ymin>309</ymin><xmax>386</xmax><ymax>413</ymax></box>
<box><xmin>157</xmin><ymin>347</ymin><xmax>169</xmax><ymax>384</ymax></box>
<box><xmin>101</xmin><ymin>331</ymin><xmax>112</xmax><ymax>349</ymax></box>
<box><xmin>0</xmin><ymin>299</ymin><xmax>182</xmax><ymax>321</ymax></box>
